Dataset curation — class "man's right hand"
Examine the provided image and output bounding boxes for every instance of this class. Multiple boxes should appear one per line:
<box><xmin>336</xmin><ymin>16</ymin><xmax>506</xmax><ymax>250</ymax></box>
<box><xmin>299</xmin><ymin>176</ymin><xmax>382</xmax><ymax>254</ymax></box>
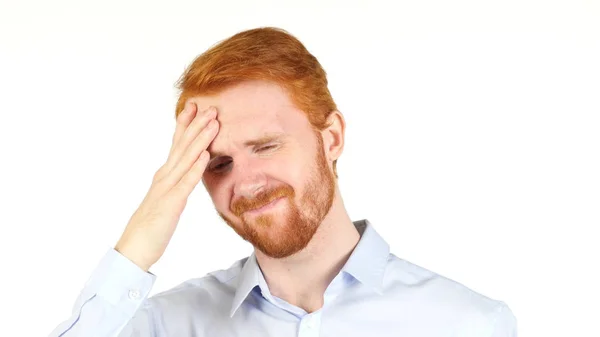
<box><xmin>114</xmin><ymin>102</ymin><xmax>219</xmax><ymax>271</ymax></box>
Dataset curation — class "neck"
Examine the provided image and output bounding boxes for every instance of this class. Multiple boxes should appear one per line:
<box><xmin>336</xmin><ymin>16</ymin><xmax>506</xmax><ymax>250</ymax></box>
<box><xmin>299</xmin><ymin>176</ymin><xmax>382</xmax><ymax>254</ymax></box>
<box><xmin>253</xmin><ymin>186</ymin><xmax>360</xmax><ymax>313</ymax></box>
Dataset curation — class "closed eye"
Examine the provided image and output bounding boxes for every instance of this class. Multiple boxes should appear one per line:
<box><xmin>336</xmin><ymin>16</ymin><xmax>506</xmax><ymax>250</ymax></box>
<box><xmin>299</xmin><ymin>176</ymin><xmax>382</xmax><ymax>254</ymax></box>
<box><xmin>208</xmin><ymin>157</ymin><xmax>232</xmax><ymax>172</ymax></box>
<box><xmin>257</xmin><ymin>145</ymin><xmax>277</xmax><ymax>152</ymax></box>
<box><xmin>208</xmin><ymin>144</ymin><xmax>279</xmax><ymax>173</ymax></box>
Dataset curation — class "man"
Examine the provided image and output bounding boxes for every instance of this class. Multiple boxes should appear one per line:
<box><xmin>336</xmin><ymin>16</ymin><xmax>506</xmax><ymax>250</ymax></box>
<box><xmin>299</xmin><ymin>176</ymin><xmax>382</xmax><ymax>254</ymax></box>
<box><xmin>49</xmin><ymin>27</ymin><xmax>516</xmax><ymax>337</ymax></box>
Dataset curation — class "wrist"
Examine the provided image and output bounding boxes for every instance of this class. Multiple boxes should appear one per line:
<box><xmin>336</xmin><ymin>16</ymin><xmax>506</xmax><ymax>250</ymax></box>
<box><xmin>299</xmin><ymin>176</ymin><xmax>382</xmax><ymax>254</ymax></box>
<box><xmin>114</xmin><ymin>242</ymin><xmax>152</xmax><ymax>272</ymax></box>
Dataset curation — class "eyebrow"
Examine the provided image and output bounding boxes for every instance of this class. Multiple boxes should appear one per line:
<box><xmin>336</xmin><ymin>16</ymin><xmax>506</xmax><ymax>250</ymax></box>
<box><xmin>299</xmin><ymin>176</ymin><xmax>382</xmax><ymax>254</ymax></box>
<box><xmin>209</xmin><ymin>132</ymin><xmax>287</xmax><ymax>160</ymax></box>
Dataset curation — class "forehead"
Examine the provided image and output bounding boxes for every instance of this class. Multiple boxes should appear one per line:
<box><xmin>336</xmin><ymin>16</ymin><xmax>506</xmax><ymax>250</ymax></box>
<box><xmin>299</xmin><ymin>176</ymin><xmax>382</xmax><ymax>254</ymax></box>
<box><xmin>189</xmin><ymin>80</ymin><xmax>311</xmax><ymax>154</ymax></box>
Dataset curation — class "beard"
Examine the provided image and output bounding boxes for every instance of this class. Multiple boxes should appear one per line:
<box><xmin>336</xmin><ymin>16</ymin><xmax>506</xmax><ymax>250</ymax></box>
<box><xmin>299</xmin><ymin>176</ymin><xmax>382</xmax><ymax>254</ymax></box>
<box><xmin>216</xmin><ymin>133</ymin><xmax>335</xmax><ymax>258</ymax></box>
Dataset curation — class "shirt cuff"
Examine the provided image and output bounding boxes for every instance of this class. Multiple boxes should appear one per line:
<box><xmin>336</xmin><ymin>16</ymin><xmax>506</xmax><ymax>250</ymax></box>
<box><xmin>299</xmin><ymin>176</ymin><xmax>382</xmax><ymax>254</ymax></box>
<box><xmin>84</xmin><ymin>248</ymin><xmax>156</xmax><ymax>312</ymax></box>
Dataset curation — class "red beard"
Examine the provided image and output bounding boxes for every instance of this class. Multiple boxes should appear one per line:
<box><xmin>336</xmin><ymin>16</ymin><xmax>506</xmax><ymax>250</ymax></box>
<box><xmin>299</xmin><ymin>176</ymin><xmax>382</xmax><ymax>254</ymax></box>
<box><xmin>217</xmin><ymin>135</ymin><xmax>335</xmax><ymax>258</ymax></box>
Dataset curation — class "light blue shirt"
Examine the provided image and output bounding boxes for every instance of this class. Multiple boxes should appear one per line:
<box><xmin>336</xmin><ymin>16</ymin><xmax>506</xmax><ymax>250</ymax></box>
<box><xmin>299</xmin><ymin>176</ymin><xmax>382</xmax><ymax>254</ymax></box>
<box><xmin>49</xmin><ymin>219</ymin><xmax>517</xmax><ymax>337</ymax></box>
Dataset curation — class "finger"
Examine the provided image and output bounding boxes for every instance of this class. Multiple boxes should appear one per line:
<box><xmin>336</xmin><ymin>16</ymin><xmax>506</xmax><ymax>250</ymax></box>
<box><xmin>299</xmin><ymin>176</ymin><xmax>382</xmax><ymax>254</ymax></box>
<box><xmin>171</xmin><ymin>150</ymin><xmax>211</xmax><ymax>198</ymax></box>
<box><xmin>170</xmin><ymin>101</ymin><xmax>197</xmax><ymax>155</ymax></box>
<box><xmin>165</xmin><ymin>106</ymin><xmax>216</xmax><ymax>173</ymax></box>
<box><xmin>163</xmin><ymin>118</ymin><xmax>219</xmax><ymax>188</ymax></box>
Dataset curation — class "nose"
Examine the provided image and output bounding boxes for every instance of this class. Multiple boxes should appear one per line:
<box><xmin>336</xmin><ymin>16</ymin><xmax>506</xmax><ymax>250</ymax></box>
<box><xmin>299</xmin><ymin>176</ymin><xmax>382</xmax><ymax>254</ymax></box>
<box><xmin>232</xmin><ymin>158</ymin><xmax>267</xmax><ymax>200</ymax></box>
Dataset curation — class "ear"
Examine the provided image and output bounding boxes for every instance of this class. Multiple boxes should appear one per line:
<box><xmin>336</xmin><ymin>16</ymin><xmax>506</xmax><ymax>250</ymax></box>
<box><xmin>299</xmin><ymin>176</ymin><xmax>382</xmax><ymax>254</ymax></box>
<box><xmin>321</xmin><ymin>110</ymin><xmax>346</xmax><ymax>162</ymax></box>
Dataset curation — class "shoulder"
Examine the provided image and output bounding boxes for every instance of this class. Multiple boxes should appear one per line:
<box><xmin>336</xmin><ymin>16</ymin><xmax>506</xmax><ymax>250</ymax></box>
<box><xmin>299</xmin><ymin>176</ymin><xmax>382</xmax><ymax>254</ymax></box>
<box><xmin>384</xmin><ymin>254</ymin><xmax>500</xmax><ymax>308</ymax></box>
<box><xmin>383</xmin><ymin>254</ymin><xmax>516</xmax><ymax>334</ymax></box>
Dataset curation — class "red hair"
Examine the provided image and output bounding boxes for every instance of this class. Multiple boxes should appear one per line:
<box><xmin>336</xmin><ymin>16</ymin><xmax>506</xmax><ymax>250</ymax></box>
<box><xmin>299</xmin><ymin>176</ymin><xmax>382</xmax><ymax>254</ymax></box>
<box><xmin>174</xmin><ymin>27</ymin><xmax>339</xmax><ymax>177</ymax></box>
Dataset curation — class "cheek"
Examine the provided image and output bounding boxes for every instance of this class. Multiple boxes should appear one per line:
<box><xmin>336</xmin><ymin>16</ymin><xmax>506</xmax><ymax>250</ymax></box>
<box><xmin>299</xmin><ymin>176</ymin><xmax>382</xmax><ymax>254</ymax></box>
<box><xmin>269</xmin><ymin>152</ymin><xmax>306</xmax><ymax>186</ymax></box>
<box><xmin>210</xmin><ymin>190</ymin><xmax>231</xmax><ymax>213</ymax></box>
<box><xmin>203</xmin><ymin>178</ymin><xmax>227</xmax><ymax>206</ymax></box>
<box><xmin>282</xmin><ymin>155</ymin><xmax>318</xmax><ymax>195</ymax></box>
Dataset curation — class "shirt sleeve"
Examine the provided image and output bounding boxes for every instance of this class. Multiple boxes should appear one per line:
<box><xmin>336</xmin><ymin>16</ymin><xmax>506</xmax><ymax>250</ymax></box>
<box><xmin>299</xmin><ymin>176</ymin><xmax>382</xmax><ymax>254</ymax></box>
<box><xmin>47</xmin><ymin>248</ymin><xmax>157</xmax><ymax>337</ymax></box>
<box><xmin>491</xmin><ymin>302</ymin><xmax>518</xmax><ymax>337</ymax></box>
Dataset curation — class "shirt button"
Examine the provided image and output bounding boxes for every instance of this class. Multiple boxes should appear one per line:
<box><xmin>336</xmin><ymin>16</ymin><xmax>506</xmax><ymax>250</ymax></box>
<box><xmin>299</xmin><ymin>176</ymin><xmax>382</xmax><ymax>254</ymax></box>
<box><xmin>305</xmin><ymin>317</ymin><xmax>315</xmax><ymax>329</ymax></box>
<box><xmin>128</xmin><ymin>289</ymin><xmax>140</xmax><ymax>300</ymax></box>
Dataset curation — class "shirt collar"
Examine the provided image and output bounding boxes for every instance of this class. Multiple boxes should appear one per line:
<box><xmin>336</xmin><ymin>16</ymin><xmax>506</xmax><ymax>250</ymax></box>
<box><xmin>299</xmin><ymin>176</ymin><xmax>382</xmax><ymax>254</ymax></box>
<box><xmin>341</xmin><ymin>219</ymin><xmax>390</xmax><ymax>295</ymax></box>
<box><xmin>229</xmin><ymin>252</ymin><xmax>261</xmax><ymax>317</ymax></box>
<box><xmin>229</xmin><ymin>218</ymin><xmax>390</xmax><ymax>317</ymax></box>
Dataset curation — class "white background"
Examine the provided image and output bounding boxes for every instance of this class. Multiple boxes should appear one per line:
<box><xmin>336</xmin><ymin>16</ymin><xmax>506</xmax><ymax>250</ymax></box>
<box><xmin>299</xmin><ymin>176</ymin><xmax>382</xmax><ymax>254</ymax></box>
<box><xmin>1</xmin><ymin>0</ymin><xmax>598</xmax><ymax>336</ymax></box>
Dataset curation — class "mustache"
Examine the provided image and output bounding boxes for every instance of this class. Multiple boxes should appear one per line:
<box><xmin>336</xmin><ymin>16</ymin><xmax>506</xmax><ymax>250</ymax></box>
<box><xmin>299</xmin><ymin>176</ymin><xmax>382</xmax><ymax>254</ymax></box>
<box><xmin>231</xmin><ymin>185</ymin><xmax>295</xmax><ymax>216</ymax></box>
